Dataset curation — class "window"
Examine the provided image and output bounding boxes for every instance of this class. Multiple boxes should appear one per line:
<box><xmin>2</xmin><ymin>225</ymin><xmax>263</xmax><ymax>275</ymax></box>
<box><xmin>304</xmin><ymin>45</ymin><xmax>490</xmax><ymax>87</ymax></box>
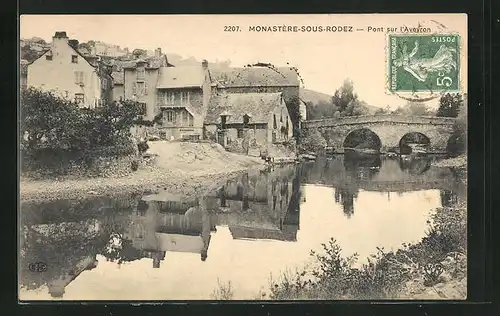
<box><xmin>137</xmin><ymin>68</ymin><xmax>145</xmax><ymax>81</ymax></box>
<box><xmin>273</xmin><ymin>114</ymin><xmax>277</xmax><ymax>129</ymax></box>
<box><xmin>45</xmin><ymin>55</ymin><xmax>52</xmax><ymax>61</ymax></box>
<box><xmin>182</xmin><ymin>110</ymin><xmax>194</xmax><ymax>127</ymax></box>
<box><xmin>221</xmin><ymin>115</ymin><xmax>227</xmax><ymax>127</ymax></box>
<box><xmin>139</xmin><ymin>102</ymin><xmax>147</xmax><ymax>115</ymax></box>
<box><xmin>180</xmin><ymin>91</ymin><xmax>190</xmax><ymax>103</ymax></box>
<box><xmin>74</xmin><ymin>71</ymin><xmax>84</xmax><ymax>84</ymax></box>
<box><xmin>164</xmin><ymin>110</ymin><xmax>176</xmax><ymax>123</ymax></box>
<box><xmin>75</xmin><ymin>93</ymin><xmax>84</xmax><ymax>105</ymax></box>
<box><xmin>71</xmin><ymin>55</ymin><xmax>78</xmax><ymax>63</ymax></box>
<box><xmin>137</xmin><ymin>82</ymin><xmax>145</xmax><ymax>95</ymax></box>
<box><xmin>164</xmin><ymin>92</ymin><xmax>175</xmax><ymax>104</ymax></box>
<box><xmin>237</xmin><ymin>128</ymin><xmax>244</xmax><ymax>139</ymax></box>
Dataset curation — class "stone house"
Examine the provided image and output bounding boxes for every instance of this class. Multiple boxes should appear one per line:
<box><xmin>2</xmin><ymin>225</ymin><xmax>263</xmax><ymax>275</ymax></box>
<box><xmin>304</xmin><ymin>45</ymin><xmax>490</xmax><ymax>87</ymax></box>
<box><xmin>26</xmin><ymin>31</ymin><xmax>113</xmax><ymax>108</ymax></box>
<box><xmin>212</xmin><ymin>66</ymin><xmax>301</xmax><ymax>136</ymax></box>
<box><xmin>155</xmin><ymin>60</ymin><xmax>214</xmax><ymax>140</ymax></box>
<box><xmin>121</xmin><ymin>48</ymin><xmax>173</xmax><ymax>120</ymax></box>
<box><xmin>204</xmin><ymin>92</ymin><xmax>294</xmax><ymax>155</ymax></box>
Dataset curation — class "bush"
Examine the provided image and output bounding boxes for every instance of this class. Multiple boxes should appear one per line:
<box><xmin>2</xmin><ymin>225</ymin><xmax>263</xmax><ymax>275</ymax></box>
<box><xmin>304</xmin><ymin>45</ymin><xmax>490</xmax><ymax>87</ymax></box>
<box><xmin>297</xmin><ymin>129</ymin><xmax>326</xmax><ymax>153</ymax></box>
<box><xmin>20</xmin><ymin>88</ymin><xmax>143</xmax><ymax>176</ymax></box>
<box><xmin>269</xmin><ymin>204</ymin><xmax>467</xmax><ymax>300</ymax></box>
<box><xmin>137</xmin><ymin>141</ymin><xmax>149</xmax><ymax>154</ymax></box>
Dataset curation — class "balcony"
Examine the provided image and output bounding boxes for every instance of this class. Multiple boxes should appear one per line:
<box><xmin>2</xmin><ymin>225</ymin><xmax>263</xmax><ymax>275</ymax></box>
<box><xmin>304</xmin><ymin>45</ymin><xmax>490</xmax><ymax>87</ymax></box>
<box><xmin>158</xmin><ymin>99</ymin><xmax>191</xmax><ymax>109</ymax></box>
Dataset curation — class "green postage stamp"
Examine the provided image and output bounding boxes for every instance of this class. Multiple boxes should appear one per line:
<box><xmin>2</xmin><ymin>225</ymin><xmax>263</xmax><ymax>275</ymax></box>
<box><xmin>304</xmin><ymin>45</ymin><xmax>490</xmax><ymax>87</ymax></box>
<box><xmin>388</xmin><ymin>34</ymin><xmax>460</xmax><ymax>93</ymax></box>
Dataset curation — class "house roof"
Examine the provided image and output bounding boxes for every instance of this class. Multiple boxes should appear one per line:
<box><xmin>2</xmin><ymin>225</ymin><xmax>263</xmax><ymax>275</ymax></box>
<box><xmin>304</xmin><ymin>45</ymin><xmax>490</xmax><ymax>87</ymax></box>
<box><xmin>205</xmin><ymin>92</ymin><xmax>283</xmax><ymax>124</ymax></box>
<box><xmin>27</xmin><ymin>41</ymin><xmax>98</xmax><ymax>70</ymax></box>
<box><xmin>156</xmin><ymin>66</ymin><xmax>205</xmax><ymax>89</ymax></box>
<box><xmin>212</xmin><ymin>66</ymin><xmax>300</xmax><ymax>88</ymax></box>
<box><xmin>122</xmin><ymin>55</ymin><xmax>171</xmax><ymax>70</ymax></box>
<box><xmin>111</xmin><ymin>71</ymin><xmax>124</xmax><ymax>85</ymax></box>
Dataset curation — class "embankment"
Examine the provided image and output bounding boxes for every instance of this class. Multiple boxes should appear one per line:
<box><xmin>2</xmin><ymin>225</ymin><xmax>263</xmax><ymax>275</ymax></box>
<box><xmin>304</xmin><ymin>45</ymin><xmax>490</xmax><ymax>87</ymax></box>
<box><xmin>20</xmin><ymin>142</ymin><xmax>266</xmax><ymax>202</ymax></box>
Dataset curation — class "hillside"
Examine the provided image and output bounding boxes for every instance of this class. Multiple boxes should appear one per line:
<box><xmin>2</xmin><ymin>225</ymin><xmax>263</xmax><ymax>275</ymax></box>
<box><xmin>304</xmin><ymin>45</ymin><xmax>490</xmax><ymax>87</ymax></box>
<box><xmin>300</xmin><ymin>88</ymin><xmax>333</xmax><ymax>104</ymax></box>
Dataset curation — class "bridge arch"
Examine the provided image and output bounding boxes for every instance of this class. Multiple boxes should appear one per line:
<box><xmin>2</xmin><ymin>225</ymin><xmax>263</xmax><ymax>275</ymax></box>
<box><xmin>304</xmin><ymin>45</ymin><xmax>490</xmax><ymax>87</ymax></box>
<box><xmin>343</xmin><ymin>128</ymin><xmax>382</xmax><ymax>152</ymax></box>
<box><xmin>399</xmin><ymin>132</ymin><xmax>431</xmax><ymax>154</ymax></box>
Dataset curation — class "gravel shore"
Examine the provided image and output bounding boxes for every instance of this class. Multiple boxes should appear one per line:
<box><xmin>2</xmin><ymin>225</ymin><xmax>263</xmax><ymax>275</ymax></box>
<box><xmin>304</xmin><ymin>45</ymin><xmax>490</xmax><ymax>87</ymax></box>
<box><xmin>20</xmin><ymin>142</ymin><xmax>267</xmax><ymax>202</ymax></box>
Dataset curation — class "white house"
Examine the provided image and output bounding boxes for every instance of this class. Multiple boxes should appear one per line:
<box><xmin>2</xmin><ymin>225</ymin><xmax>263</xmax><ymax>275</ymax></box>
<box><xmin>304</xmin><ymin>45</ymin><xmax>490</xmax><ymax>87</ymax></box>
<box><xmin>27</xmin><ymin>31</ymin><xmax>107</xmax><ymax>108</ymax></box>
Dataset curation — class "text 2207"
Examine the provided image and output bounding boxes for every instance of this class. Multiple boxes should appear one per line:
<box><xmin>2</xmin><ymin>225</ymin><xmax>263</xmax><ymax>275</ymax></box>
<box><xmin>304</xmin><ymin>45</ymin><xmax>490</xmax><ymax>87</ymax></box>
<box><xmin>224</xmin><ymin>25</ymin><xmax>240</xmax><ymax>32</ymax></box>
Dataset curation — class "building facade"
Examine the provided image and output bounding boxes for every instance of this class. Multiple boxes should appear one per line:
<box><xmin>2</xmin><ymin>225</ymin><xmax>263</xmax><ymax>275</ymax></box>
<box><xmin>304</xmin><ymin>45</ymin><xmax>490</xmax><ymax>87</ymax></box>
<box><xmin>155</xmin><ymin>60</ymin><xmax>214</xmax><ymax>140</ymax></box>
<box><xmin>91</xmin><ymin>41</ymin><xmax>129</xmax><ymax>58</ymax></box>
<box><xmin>26</xmin><ymin>32</ymin><xmax>112</xmax><ymax>108</ymax></box>
<box><xmin>121</xmin><ymin>48</ymin><xmax>171</xmax><ymax>120</ymax></box>
<box><xmin>212</xmin><ymin>66</ymin><xmax>301</xmax><ymax>137</ymax></box>
<box><xmin>204</xmin><ymin>92</ymin><xmax>294</xmax><ymax>155</ymax></box>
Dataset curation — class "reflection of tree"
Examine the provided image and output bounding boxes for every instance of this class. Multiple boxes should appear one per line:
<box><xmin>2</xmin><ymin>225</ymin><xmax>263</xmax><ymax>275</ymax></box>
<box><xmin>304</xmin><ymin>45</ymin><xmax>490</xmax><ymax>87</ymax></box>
<box><xmin>334</xmin><ymin>188</ymin><xmax>357</xmax><ymax>218</ymax></box>
<box><xmin>103</xmin><ymin>233</ymin><xmax>143</xmax><ymax>264</ymax></box>
<box><xmin>399</xmin><ymin>156</ymin><xmax>432</xmax><ymax>175</ymax></box>
<box><xmin>440</xmin><ymin>189</ymin><xmax>458</xmax><ymax>207</ymax></box>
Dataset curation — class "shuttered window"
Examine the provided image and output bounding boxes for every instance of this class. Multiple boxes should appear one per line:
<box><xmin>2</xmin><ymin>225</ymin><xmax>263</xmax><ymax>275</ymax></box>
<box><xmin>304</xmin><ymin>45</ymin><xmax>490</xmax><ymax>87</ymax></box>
<box><xmin>74</xmin><ymin>71</ymin><xmax>84</xmax><ymax>84</ymax></box>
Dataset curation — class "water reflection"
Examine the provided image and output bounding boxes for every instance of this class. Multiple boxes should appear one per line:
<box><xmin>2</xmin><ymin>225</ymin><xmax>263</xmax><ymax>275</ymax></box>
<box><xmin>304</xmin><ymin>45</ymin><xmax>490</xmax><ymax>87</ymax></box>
<box><xmin>19</xmin><ymin>154</ymin><xmax>465</xmax><ymax>300</ymax></box>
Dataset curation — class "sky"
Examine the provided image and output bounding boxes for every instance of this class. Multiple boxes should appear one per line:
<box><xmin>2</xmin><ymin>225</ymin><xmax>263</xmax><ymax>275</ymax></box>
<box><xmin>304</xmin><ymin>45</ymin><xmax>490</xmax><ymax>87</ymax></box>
<box><xmin>20</xmin><ymin>14</ymin><xmax>467</xmax><ymax>109</ymax></box>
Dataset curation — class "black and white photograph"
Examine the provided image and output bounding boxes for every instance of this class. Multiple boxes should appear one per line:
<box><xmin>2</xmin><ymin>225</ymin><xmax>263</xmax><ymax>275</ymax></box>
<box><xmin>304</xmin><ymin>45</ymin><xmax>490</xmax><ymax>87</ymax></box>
<box><xmin>19</xmin><ymin>14</ymin><xmax>468</xmax><ymax>301</ymax></box>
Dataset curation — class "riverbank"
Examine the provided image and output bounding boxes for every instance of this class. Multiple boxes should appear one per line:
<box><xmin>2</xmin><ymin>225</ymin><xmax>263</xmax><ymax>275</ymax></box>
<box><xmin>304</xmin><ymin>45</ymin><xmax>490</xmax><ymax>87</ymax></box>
<box><xmin>20</xmin><ymin>142</ymin><xmax>266</xmax><ymax>202</ymax></box>
<box><xmin>432</xmin><ymin>154</ymin><xmax>467</xmax><ymax>169</ymax></box>
<box><xmin>264</xmin><ymin>202</ymin><xmax>467</xmax><ymax>300</ymax></box>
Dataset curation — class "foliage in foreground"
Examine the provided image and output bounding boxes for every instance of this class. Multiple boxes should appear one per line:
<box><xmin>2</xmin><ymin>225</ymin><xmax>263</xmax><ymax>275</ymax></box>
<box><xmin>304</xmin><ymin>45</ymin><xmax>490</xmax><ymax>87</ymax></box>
<box><xmin>211</xmin><ymin>279</ymin><xmax>234</xmax><ymax>300</ymax></box>
<box><xmin>269</xmin><ymin>204</ymin><xmax>467</xmax><ymax>300</ymax></box>
<box><xmin>20</xmin><ymin>87</ymin><xmax>144</xmax><ymax>176</ymax></box>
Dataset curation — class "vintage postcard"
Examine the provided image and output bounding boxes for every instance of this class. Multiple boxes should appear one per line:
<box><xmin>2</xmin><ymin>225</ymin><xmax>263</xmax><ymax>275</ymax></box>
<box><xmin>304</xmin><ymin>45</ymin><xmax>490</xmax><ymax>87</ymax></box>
<box><xmin>19</xmin><ymin>14</ymin><xmax>467</xmax><ymax>301</ymax></box>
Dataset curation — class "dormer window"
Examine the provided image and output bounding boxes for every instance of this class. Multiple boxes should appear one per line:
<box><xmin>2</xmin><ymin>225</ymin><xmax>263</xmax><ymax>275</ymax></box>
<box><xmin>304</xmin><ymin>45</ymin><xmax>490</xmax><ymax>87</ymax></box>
<box><xmin>45</xmin><ymin>54</ymin><xmax>52</xmax><ymax>61</ymax></box>
<box><xmin>72</xmin><ymin>55</ymin><xmax>78</xmax><ymax>63</ymax></box>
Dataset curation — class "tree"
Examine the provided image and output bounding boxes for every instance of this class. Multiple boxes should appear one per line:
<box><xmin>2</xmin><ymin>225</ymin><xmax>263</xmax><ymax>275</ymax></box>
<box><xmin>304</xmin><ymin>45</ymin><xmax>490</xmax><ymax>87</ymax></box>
<box><xmin>332</xmin><ymin>79</ymin><xmax>358</xmax><ymax>113</ymax></box>
<box><xmin>20</xmin><ymin>45</ymin><xmax>40</xmax><ymax>62</ymax></box>
<box><xmin>20</xmin><ymin>87</ymin><xmax>81</xmax><ymax>150</ymax></box>
<box><xmin>446</xmin><ymin>95</ymin><xmax>467</xmax><ymax>156</ymax></box>
<box><xmin>341</xmin><ymin>99</ymin><xmax>370</xmax><ymax>117</ymax></box>
<box><xmin>132</xmin><ymin>48</ymin><xmax>147</xmax><ymax>58</ymax></box>
<box><xmin>374</xmin><ymin>106</ymin><xmax>391</xmax><ymax>115</ymax></box>
<box><xmin>407</xmin><ymin>101</ymin><xmax>430</xmax><ymax>116</ymax></box>
<box><xmin>391</xmin><ymin>101</ymin><xmax>430</xmax><ymax>116</ymax></box>
<box><xmin>437</xmin><ymin>93</ymin><xmax>463</xmax><ymax>117</ymax></box>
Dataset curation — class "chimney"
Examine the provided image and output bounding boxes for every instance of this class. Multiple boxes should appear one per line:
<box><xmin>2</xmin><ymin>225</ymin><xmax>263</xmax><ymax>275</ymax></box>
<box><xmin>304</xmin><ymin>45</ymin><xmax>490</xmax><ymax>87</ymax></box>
<box><xmin>202</xmin><ymin>59</ymin><xmax>208</xmax><ymax>70</ymax></box>
<box><xmin>155</xmin><ymin>47</ymin><xmax>161</xmax><ymax>58</ymax></box>
<box><xmin>52</xmin><ymin>31</ymin><xmax>69</xmax><ymax>52</ymax></box>
<box><xmin>53</xmin><ymin>31</ymin><xmax>68</xmax><ymax>39</ymax></box>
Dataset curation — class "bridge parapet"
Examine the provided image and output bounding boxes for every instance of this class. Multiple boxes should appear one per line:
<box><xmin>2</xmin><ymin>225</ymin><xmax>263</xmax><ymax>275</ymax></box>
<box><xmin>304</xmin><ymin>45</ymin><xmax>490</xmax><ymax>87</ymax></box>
<box><xmin>303</xmin><ymin>115</ymin><xmax>456</xmax><ymax>129</ymax></box>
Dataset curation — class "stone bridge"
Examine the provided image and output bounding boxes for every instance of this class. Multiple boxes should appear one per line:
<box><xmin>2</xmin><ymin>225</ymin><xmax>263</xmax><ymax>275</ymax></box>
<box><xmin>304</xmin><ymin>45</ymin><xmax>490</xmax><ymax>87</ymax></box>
<box><xmin>303</xmin><ymin>115</ymin><xmax>456</xmax><ymax>152</ymax></box>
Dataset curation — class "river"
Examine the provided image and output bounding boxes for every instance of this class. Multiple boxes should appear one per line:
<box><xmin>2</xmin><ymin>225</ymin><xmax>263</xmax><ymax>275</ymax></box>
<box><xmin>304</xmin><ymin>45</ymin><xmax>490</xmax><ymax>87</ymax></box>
<box><xmin>19</xmin><ymin>154</ymin><xmax>466</xmax><ymax>300</ymax></box>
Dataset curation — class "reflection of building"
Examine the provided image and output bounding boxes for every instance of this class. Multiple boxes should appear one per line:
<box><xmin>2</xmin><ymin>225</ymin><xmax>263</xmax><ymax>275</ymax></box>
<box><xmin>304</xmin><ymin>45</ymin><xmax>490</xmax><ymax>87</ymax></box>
<box><xmin>206</xmin><ymin>166</ymin><xmax>300</xmax><ymax>241</ymax></box>
<box><xmin>124</xmin><ymin>193</ymin><xmax>215</xmax><ymax>264</ymax></box>
<box><xmin>334</xmin><ymin>188</ymin><xmax>358</xmax><ymax>218</ymax></box>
